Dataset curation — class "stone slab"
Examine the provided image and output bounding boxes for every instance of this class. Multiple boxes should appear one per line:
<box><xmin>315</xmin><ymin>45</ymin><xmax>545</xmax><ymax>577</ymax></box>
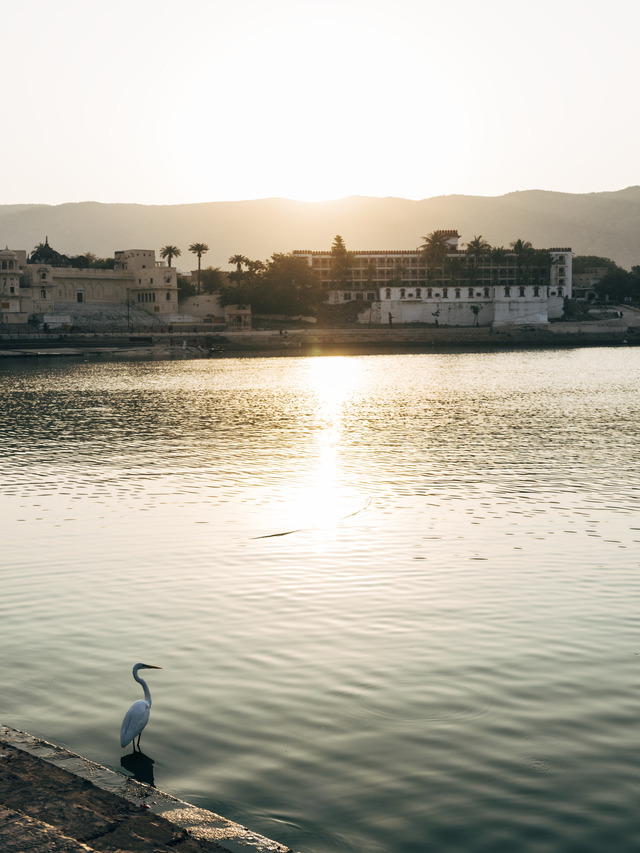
<box><xmin>0</xmin><ymin>725</ymin><xmax>296</xmax><ymax>852</ymax></box>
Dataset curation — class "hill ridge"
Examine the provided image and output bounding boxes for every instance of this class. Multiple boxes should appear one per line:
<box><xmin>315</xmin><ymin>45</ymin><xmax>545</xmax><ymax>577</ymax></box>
<box><xmin>1</xmin><ymin>188</ymin><xmax>638</xmax><ymax>270</ymax></box>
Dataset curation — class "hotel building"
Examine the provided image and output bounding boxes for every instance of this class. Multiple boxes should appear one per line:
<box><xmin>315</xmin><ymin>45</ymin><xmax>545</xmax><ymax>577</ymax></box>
<box><xmin>294</xmin><ymin>231</ymin><xmax>572</xmax><ymax>326</ymax></box>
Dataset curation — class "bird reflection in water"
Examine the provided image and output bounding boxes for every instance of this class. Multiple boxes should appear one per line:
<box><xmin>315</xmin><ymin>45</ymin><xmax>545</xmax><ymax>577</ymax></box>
<box><xmin>120</xmin><ymin>750</ymin><xmax>156</xmax><ymax>786</ymax></box>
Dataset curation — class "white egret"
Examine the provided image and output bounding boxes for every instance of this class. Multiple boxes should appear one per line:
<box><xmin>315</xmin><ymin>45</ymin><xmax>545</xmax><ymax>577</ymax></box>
<box><xmin>120</xmin><ymin>663</ymin><xmax>162</xmax><ymax>752</ymax></box>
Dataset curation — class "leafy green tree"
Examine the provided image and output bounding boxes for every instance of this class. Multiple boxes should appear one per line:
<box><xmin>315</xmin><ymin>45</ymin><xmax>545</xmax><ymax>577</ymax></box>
<box><xmin>595</xmin><ymin>270</ymin><xmax>640</xmax><ymax>302</ymax></box>
<box><xmin>261</xmin><ymin>253</ymin><xmax>322</xmax><ymax>313</ymax></box>
<box><xmin>330</xmin><ymin>235</ymin><xmax>353</xmax><ymax>287</ymax></box>
<box><xmin>189</xmin><ymin>242</ymin><xmax>209</xmax><ymax>294</ymax></box>
<box><xmin>160</xmin><ymin>245</ymin><xmax>181</xmax><ymax>267</ymax></box>
<box><xmin>177</xmin><ymin>274</ymin><xmax>196</xmax><ymax>302</ymax></box>
<box><xmin>572</xmin><ymin>255</ymin><xmax>624</xmax><ymax>275</ymax></box>
<box><xmin>218</xmin><ymin>253</ymin><xmax>320</xmax><ymax>314</ymax></box>
<box><xmin>68</xmin><ymin>253</ymin><xmax>114</xmax><ymax>269</ymax></box>
<box><xmin>200</xmin><ymin>266</ymin><xmax>227</xmax><ymax>295</ymax></box>
<box><xmin>245</xmin><ymin>259</ymin><xmax>266</xmax><ymax>277</ymax></box>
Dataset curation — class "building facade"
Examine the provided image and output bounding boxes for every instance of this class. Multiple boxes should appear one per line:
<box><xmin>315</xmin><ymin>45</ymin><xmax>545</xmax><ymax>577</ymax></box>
<box><xmin>0</xmin><ymin>241</ymin><xmax>179</xmax><ymax>325</ymax></box>
<box><xmin>294</xmin><ymin>232</ymin><xmax>572</xmax><ymax>326</ymax></box>
<box><xmin>571</xmin><ymin>267</ymin><xmax>607</xmax><ymax>302</ymax></box>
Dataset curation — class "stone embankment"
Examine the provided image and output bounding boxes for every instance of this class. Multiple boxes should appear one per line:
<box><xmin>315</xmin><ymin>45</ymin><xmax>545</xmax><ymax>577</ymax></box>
<box><xmin>0</xmin><ymin>725</ymin><xmax>295</xmax><ymax>853</ymax></box>
<box><xmin>0</xmin><ymin>313</ymin><xmax>638</xmax><ymax>360</ymax></box>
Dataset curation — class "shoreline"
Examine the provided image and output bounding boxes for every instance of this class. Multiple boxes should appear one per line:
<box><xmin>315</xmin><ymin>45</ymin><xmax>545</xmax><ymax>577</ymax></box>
<box><xmin>0</xmin><ymin>322</ymin><xmax>638</xmax><ymax>360</ymax></box>
<box><xmin>0</xmin><ymin>724</ymin><xmax>295</xmax><ymax>852</ymax></box>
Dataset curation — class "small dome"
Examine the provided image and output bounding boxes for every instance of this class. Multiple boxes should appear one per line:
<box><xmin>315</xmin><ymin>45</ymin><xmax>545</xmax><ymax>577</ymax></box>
<box><xmin>0</xmin><ymin>246</ymin><xmax>17</xmax><ymax>259</ymax></box>
<box><xmin>29</xmin><ymin>238</ymin><xmax>70</xmax><ymax>267</ymax></box>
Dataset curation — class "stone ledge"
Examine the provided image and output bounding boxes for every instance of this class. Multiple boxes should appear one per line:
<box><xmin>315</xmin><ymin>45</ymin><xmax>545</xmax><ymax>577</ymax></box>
<box><xmin>0</xmin><ymin>725</ymin><xmax>296</xmax><ymax>852</ymax></box>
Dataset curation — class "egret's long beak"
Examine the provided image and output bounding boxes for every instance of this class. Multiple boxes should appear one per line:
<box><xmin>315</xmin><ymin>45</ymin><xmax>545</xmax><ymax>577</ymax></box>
<box><xmin>144</xmin><ymin>665</ymin><xmax>162</xmax><ymax>670</ymax></box>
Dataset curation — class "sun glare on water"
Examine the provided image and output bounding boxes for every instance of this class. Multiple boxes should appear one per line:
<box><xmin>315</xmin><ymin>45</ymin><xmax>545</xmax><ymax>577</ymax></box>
<box><xmin>295</xmin><ymin>357</ymin><xmax>365</xmax><ymax>538</ymax></box>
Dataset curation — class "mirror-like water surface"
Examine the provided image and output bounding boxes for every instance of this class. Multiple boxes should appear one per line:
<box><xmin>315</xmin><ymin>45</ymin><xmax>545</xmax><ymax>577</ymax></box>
<box><xmin>2</xmin><ymin>349</ymin><xmax>640</xmax><ymax>852</ymax></box>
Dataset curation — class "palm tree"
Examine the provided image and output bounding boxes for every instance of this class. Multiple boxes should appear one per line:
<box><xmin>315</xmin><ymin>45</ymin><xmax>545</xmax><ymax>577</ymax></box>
<box><xmin>160</xmin><ymin>245</ymin><xmax>181</xmax><ymax>267</ymax></box>
<box><xmin>466</xmin><ymin>235</ymin><xmax>491</xmax><ymax>264</ymax></box>
<box><xmin>420</xmin><ymin>232</ymin><xmax>451</xmax><ymax>284</ymax></box>
<box><xmin>490</xmin><ymin>246</ymin><xmax>510</xmax><ymax>290</ymax></box>
<box><xmin>509</xmin><ymin>238</ymin><xmax>533</xmax><ymax>254</ymax></box>
<box><xmin>189</xmin><ymin>242</ymin><xmax>209</xmax><ymax>294</ymax></box>
<box><xmin>464</xmin><ymin>236</ymin><xmax>491</xmax><ymax>289</ymax></box>
<box><xmin>510</xmin><ymin>239</ymin><xmax>534</xmax><ymax>285</ymax></box>
<box><xmin>228</xmin><ymin>254</ymin><xmax>249</xmax><ymax>274</ymax></box>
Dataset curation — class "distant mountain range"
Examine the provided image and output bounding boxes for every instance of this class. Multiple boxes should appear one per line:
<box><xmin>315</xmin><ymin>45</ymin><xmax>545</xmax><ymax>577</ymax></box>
<box><xmin>1</xmin><ymin>187</ymin><xmax>639</xmax><ymax>271</ymax></box>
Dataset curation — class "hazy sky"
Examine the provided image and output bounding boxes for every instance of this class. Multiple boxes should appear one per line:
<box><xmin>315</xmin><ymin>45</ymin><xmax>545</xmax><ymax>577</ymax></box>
<box><xmin>5</xmin><ymin>0</ymin><xmax>638</xmax><ymax>205</ymax></box>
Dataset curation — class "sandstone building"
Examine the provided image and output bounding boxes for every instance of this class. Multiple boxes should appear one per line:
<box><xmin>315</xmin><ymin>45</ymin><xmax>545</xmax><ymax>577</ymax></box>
<box><xmin>0</xmin><ymin>240</ymin><xmax>179</xmax><ymax>327</ymax></box>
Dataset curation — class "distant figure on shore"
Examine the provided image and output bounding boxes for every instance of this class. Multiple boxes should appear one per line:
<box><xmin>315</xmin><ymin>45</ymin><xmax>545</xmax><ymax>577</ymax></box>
<box><xmin>388</xmin><ymin>313</ymin><xmax>393</xmax><ymax>327</ymax></box>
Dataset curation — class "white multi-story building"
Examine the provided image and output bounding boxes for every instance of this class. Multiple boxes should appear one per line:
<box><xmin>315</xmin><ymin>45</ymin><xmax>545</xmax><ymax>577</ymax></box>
<box><xmin>294</xmin><ymin>231</ymin><xmax>572</xmax><ymax>326</ymax></box>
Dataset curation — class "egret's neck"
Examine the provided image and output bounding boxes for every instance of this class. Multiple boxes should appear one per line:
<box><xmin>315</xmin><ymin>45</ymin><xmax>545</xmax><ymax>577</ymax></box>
<box><xmin>135</xmin><ymin>672</ymin><xmax>152</xmax><ymax>706</ymax></box>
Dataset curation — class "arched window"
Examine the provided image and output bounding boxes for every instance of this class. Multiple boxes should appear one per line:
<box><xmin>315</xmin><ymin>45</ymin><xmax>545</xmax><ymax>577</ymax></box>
<box><xmin>400</xmin><ymin>288</ymin><xmax>406</xmax><ymax>298</ymax></box>
<box><xmin>504</xmin><ymin>286</ymin><xmax>511</xmax><ymax>297</ymax></box>
<box><xmin>385</xmin><ymin>288</ymin><xmax>391</xmax><ymax>299</ymax></box>
<box><xmin>415</xmin><ymin>288</ymin><xmax>421</xmax><ymax>298</ymax></box>
<box><xmin>427</xmin><ymin>288</ymin><xmax>432</xmax><ymax>298</ymax></box>
<box><xmin>519</xmin><ymin>286</ymin><xmax>525</xmax><ymax>297</ymax></box>
<box><xmin>468</xmin><ymin>287</ymin><xmax>474</xmax><ymax>298</ymax></box>
<box><xmin>484</xmin><ymin>287</ymin><xmax>490</xmax><ymax>297</ymax></box>
<box><xmin>455</xmin><ymin>288</ymin><xmax>461</xmax><ymax>298</ymax></box>
<box><xmin>166</xmin><ymin>291</ymin><xmax>171</xmax><ymax>301</ymax></box>
<box><xmin>533</xmin><ymin>286</ymin><xmax>540</xmax><ymax>297</ymax></box>
<box><xmin>442</xmin><ymin>288</ymin><xmax>448</xmax><ymax>298</ymax></box>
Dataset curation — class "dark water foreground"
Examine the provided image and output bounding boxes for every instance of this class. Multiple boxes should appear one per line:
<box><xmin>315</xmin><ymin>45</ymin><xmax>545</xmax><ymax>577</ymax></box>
<box><xmin>0</xmin><ymin>724</ymin><xmax>294</xmax><ymax>852</ymax></box>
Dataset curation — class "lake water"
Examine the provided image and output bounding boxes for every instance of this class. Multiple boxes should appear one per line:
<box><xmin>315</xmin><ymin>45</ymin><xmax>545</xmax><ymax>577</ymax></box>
<box><xmin>2</xmin><ymin>348</ymin><xmax>640</xmax><ymax>852</ymax></box>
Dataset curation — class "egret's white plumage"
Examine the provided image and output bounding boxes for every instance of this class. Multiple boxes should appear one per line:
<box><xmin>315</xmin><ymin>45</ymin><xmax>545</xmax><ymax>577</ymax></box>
<box><xmin>120</xmin><ymin>663</ymin><xmax>162</xmax><ymax>751</ymax></box>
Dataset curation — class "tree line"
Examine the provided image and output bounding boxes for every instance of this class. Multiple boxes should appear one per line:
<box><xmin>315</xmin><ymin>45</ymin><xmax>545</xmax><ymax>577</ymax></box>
<box><xmin>162</xmin><ymin>234</ymin><xmax>640</xmax><ymax>314</ymax></box>
<box><xmin>572</xmin><ymin>255</ymin><xmax>640</xmax><ymax>301</ymax></box>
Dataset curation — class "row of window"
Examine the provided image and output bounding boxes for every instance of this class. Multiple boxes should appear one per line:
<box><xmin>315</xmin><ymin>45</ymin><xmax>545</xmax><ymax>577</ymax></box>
<box><xmin>381</xmin><ymin>285</ymin><xmax>563</xmax><ymax>299</ymax></box>
<box><xmin>322</xmin><ymin>274</ymin><xmax>563</xmax><ymax>288</ymax></box>
<box><xmin>385</xmin><ymin>286</ymin><xmax>492</xmax><ymax>299</ymax></box>
<box><xmin>137</xmin><ymin>292</ymin><xmax>173</xmax><ymax>302</ymax></box>
<box><xmin>312</xmin><ymin>258</ymin><xmax>568</xmax><ymax>273</ymax></box>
